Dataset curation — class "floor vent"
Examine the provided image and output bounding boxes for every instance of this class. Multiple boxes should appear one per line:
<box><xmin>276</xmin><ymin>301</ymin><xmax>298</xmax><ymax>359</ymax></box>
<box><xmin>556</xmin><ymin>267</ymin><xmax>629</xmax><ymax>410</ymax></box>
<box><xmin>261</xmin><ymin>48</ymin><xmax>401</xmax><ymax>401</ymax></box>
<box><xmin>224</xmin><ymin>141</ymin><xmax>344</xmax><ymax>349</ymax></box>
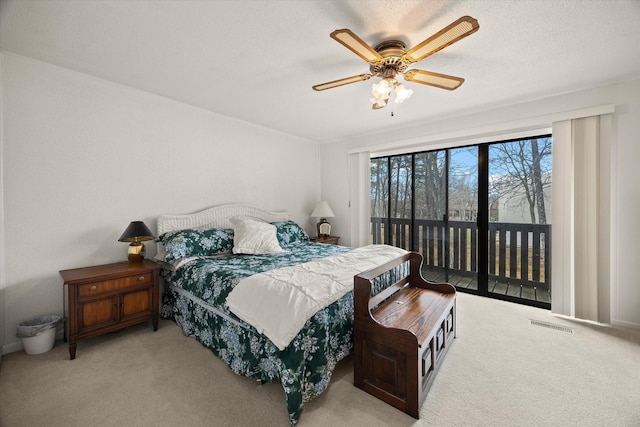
<box><xmin>530</xmin><ymin>320</ymin><xmax>574</xmax><ymax>333</ymax></box>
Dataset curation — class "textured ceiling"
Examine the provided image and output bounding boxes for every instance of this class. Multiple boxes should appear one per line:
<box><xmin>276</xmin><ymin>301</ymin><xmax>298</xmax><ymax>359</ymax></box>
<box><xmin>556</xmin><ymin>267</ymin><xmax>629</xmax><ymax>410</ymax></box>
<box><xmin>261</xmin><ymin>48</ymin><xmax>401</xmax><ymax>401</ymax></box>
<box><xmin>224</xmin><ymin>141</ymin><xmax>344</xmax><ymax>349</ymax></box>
<box><xmin>1</xmin><ymin>0</ymin><xmax>639</xmax><ymax>143</ymax></box>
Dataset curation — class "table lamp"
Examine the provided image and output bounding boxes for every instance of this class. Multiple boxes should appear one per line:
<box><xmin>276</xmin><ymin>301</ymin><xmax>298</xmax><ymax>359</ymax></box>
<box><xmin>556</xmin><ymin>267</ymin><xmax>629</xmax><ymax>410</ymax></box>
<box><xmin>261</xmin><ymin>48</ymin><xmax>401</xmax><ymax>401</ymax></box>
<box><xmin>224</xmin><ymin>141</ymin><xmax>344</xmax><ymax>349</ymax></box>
<box><xmin>118</xmin><ymin>221</ymin><xmax>155</xmax><ymax>263</ymax></box>
<box><xmin>311</xmin><ymin>201</ymin><xmax>335</xmax><ymax>237</ymax></box>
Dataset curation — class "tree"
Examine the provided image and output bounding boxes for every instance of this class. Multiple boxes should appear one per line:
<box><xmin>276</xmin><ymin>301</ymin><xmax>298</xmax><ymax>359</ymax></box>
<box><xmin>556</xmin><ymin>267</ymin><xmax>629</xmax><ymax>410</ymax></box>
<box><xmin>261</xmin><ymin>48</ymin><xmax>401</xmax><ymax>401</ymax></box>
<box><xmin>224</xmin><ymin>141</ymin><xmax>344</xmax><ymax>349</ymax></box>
<box><xmin>370</xmin><ymin>158</ymin><xmax>388</xmax><ymax>218</ymax></box>
<box><xmin>448</xmin><ymin>148</ymin><xmax>478</xmax><ymax>221</ymax></box>
<box><xmin>371</xmin><ymin>137</ymin><xmax>552</xmax><ymax>226</ymax></box>
<box><xmin>414</xmin><ymin>151</ymin><xmax>446</xmax><ymax>220</ymax></box>
<box><xmin>490</xmin><ymin>137</ymin><xmax>552</xmax><ymax>224</ymax></box>
<box><xmin>390</xmin><ymin>155</ymin><xmax>412</xmax><ymax>219</ymax></box>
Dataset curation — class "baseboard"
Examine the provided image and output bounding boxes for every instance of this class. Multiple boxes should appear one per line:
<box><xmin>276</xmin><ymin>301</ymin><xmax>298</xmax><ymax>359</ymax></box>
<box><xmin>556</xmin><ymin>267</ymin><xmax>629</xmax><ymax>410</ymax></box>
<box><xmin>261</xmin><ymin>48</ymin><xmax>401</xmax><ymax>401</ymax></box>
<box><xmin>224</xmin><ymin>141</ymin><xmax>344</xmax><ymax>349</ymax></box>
<box><xmin>612</xmin><ymin>319</ymin><xmax>640</xmax><ymax>330</ymax></box>
<box><xmin>2</xmin><ymin>327</ymin><xmax>65</xmax><ymax>355</ymax></box>
<box><xmin>2</xmin><ymin>340</ymin><xmax>24</xmax><ymax>355</ymax></box>
<box><xmin>552</xmin><ymin>313</ymin><xmax>640</xmax><ymax>331</ymax></box>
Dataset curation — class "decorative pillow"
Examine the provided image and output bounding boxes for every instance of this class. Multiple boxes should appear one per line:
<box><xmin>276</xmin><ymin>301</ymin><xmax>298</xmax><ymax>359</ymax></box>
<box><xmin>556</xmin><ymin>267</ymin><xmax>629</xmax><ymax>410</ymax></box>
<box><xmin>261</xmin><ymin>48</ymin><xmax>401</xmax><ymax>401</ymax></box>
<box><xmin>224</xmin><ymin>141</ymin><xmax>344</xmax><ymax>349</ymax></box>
<box><xmin>272</xmin><ymin>220</ymin><xmax>309</xmax><ymax>247</ymax></box>
<box><xmin>160</xmin><ymin>228</ymin><xmax>234</xmax><ymax>261</ymax></box>
<box><xmin>230</xmin><ymin>217</ymin><xmax>285</xmax><ymax>255</ymax></box>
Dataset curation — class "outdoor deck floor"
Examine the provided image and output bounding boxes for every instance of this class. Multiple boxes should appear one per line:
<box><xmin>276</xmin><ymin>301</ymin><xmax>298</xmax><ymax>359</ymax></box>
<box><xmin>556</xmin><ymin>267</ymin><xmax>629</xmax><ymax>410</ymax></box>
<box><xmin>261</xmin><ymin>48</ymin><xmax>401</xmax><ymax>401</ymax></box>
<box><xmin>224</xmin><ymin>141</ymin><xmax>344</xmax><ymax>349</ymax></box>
<box><xmin>421</xmin><ymin>268</ymin><xmax>551</xmax><ymax>305</ymax></box>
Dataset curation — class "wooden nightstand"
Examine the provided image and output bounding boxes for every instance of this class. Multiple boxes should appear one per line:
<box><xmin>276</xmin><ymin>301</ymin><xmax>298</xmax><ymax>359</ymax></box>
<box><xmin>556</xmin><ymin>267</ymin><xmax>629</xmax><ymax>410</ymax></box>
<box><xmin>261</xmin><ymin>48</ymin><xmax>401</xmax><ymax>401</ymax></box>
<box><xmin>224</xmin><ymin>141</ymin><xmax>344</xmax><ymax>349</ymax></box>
<box><xmin>311</xmin><ymin>235</ymin><xmax>340</xmax><ymax>245</ymax></box>
<box><xmin>59</xmin><ymin>260</ymin><xmax>161</xmax><ymax>360</ymax></box>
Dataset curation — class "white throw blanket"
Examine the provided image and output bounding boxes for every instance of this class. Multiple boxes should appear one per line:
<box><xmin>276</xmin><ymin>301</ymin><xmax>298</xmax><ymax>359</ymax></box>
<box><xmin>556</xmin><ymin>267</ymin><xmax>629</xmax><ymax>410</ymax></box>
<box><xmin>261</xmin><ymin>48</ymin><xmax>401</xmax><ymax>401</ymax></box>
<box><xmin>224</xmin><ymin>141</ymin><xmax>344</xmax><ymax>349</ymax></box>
<box><xmin>226</xmin><ymin>244</ymin><xmax>407</xmax><ymax>350</ymax></box>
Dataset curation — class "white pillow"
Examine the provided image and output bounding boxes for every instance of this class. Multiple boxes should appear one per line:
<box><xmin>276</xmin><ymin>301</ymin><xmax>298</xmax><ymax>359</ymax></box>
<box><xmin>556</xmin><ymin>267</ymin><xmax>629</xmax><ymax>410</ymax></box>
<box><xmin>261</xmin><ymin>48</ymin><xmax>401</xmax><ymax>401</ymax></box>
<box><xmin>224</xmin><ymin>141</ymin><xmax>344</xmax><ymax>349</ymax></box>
<box><xmin>230</xmin><ymin>217</ymin><xmax>285</xmax><ymax>255</ymax></box>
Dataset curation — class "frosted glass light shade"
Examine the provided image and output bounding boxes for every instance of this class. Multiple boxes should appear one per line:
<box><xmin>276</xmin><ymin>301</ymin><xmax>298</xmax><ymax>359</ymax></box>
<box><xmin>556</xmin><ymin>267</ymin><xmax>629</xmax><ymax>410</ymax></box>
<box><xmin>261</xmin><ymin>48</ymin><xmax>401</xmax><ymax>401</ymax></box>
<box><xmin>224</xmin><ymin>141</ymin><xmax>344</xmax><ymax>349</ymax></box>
<box><xmin>311</xmin><ymin>201</ymin><xmax>335</xmax><ymax>218</ymax></box>
<box><xmin>394</xmin><ymin>83</ymin><xmax>413</xmax><ymax>103</ymax></box>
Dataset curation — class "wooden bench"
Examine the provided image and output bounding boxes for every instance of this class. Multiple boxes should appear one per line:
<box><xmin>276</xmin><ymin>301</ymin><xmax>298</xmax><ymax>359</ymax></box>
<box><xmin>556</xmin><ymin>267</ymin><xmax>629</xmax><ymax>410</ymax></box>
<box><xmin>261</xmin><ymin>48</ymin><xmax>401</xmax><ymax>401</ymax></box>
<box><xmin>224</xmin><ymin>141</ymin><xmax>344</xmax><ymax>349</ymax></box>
<box><xmin>353</xmin><ymin>251</ymin><xmax>456</xmax><ymax>418</ymax></box>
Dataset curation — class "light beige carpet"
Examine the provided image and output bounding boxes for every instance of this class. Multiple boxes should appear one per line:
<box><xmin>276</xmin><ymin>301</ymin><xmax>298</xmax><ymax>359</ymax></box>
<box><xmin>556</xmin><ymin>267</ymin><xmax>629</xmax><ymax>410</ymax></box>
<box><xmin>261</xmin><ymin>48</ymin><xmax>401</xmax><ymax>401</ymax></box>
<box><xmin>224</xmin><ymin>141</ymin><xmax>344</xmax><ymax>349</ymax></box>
<box><xmin>1</xmin><ymin>293</ymin><xmax>639</xmax><ymax>427</ymax></box>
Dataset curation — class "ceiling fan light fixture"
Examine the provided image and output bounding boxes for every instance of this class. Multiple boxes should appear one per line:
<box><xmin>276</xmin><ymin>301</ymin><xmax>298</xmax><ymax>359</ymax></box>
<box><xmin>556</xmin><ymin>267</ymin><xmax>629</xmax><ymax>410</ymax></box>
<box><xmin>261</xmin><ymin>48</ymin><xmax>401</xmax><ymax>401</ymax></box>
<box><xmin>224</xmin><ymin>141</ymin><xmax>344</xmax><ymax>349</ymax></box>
<box><xmin>372</xmin><ymin>77</ymin><xmax>394</xmax><ymax>97</ymax></box>
<box><xmin>394</xmin><ymin>83</ymin><xmax>413</xmax><ymax>103</ymax></box>
<box><xmin>314</xmin><ymin>16</ymin><xmax>479</xmax><ymax>110</ymax></box>
<box><xmin>370</xmin><ymin>96</ymin><xmax>389</xmax><ymax>109</ymax></box>
<box><xmin>370</xmin><ymin>92</ymin><xmax>389</xmax><ymax>108</ymax></box>
<box><xmin>371</xmin><ymin>78</ymin><xmax>412</xmax><ymax>108</ymax></box>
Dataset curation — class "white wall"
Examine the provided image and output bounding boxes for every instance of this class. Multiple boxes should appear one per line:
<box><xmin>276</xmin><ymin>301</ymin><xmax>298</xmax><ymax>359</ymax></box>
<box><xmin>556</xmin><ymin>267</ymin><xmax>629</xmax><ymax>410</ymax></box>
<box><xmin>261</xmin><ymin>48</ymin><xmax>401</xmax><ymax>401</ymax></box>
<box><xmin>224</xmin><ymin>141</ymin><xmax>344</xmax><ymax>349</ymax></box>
<box><xmin>320</xmin><ymin>78</ymin><xmax>640</xmax><ymax>328</ymax></box>
<box><xmin>0</xmin><ymin>52</ymin><xmax>6</xmax><ymax>360</ymax></box>
<box><xmin>0</xmin><ymin>53</ymin><xmax>320</xmax><ymax>353</ymax></box>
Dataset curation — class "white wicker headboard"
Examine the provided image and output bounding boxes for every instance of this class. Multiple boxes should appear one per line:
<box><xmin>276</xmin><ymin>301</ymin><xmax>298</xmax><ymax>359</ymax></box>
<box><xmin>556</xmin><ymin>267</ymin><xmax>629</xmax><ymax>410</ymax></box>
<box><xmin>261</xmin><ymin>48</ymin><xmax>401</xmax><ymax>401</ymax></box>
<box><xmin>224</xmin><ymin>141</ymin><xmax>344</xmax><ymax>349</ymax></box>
<box><xmin>157</xmin><ymin>203</ymin><xmax>290</xmax><ymax>235</ymax></box>
<box><xmin>156</xmin><ymin>203</ymin><xmax>290</xmax><ymax>257</ymax></box>
<box><xmin>156</xmin><ymin>203</ymin><xmax>290</xmax><ymax>259</ymax></box>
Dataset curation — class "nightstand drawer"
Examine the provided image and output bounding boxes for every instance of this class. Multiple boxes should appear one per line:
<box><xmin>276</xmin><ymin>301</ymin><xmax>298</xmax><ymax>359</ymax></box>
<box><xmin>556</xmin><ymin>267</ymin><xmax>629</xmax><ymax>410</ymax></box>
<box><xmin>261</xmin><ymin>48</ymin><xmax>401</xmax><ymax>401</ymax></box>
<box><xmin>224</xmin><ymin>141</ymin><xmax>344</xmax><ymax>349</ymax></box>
<box><xmin>78</xmin><ymin>273</ymin><xmax>152</xmax><ymax>297</ymax></box>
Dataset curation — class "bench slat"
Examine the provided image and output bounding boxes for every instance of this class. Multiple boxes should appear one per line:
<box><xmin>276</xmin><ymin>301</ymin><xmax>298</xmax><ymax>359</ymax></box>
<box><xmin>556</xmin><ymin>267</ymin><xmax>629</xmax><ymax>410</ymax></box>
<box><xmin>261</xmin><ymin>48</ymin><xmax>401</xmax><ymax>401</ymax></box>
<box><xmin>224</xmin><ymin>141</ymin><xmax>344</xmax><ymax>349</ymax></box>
<box><xmin>372</xmin><ymin>287</ymin><xmax>455</xmax><ymax>345</ymax></box>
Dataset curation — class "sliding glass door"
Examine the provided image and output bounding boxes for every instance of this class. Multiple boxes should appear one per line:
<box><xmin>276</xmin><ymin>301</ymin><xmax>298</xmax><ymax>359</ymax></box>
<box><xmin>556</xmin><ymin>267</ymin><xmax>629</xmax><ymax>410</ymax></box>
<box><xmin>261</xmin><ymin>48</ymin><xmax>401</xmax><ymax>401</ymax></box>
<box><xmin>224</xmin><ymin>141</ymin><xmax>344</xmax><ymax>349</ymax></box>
<box><xmin>370</xmin><ymin>157</ymin><xmax>389</xmax><ymax>245</ymax></box>
<box><xmin>488</xmin><ymin>137</ymin><xmax>552</xmax><ymax>305</ymax></box>
<box><xmin>414</xmin><ymin>151</ymin><xmax>447</xmax><ymax>281</ymax></box>
<box><xmin>389</xmin><ymin>155</ymin><xmax>412</xmax><ymax>250</ymax></box>
<box><xmin>446</xmin><ymin>147</ymin><xmax>479</xmax><ymax>291</ymax></box>
<box><xmin>370</xmin><ymin>135</ymin><xmax>552</xmax><ymax>309</ymax></box>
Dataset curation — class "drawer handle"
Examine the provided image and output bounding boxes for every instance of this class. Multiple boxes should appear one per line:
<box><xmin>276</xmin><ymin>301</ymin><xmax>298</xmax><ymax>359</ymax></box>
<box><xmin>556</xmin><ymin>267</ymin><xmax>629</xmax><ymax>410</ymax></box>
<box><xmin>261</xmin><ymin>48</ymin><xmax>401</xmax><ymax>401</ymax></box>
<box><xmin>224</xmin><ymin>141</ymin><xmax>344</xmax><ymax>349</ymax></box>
<box><xmin>138</xmin><ymin>276</ymin><xmax>146</xmax><ymax>281</ymax></box>
<box><xmin>89</xmin><ymin>285</ymin><xmax>97</xmax><ymax>291</ymax></box>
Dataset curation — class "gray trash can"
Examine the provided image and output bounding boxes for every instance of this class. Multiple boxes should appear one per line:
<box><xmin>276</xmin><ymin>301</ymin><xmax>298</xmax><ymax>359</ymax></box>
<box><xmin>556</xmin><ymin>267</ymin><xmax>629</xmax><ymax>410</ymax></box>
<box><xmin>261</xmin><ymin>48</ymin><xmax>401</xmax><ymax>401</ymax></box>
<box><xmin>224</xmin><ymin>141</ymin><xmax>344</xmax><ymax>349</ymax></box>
<box><xmin>16</xmin><ymin>315</ymin><xmax>62</xmax><ymax>355</ymax></box>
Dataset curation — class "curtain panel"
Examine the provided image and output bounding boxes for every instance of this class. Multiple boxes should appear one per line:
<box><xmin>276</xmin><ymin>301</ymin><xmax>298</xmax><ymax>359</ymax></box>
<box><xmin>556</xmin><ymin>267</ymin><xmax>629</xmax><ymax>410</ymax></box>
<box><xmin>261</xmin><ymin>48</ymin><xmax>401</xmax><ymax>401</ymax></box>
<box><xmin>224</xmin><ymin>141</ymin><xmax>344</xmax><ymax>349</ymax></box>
<box><xmin>551</xmin><ymin>114</ymin><xmax>613</xmax><ymax>322</ymax></box>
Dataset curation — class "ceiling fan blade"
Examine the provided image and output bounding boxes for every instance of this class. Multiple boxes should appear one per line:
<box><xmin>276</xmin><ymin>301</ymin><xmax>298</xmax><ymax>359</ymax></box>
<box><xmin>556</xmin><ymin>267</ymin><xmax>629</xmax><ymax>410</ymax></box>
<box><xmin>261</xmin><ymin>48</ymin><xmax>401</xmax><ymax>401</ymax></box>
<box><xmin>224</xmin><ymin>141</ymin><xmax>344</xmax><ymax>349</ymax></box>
<box><xmin>404</xmin><ymin>70</ymin><xmax>465</xmax><ymax>90</ymax></box>
<box><xmin>404</xmin><ymin>16</ymin><xmax>479</xmax><ymax>63</ymax></box>
<box><xmin>312</xmin><ymin>74</ymin><xmax>372</xmax><ymax>91</ymax></box>
<box><xmin>330</xmin><ymin>29</ymin><xmax>383</xmax><ymax>63</ymax></box>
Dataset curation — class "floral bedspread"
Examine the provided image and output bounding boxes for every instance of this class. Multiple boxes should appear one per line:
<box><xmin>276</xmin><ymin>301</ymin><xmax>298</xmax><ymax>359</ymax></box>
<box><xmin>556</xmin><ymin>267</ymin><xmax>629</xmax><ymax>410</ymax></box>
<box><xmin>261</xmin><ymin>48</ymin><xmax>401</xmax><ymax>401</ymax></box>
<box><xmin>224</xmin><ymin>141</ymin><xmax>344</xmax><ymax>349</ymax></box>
<box><xmin>161</xmin><ymin>241</ymin><xmax>354</xmax><ymax>425</ymax></box>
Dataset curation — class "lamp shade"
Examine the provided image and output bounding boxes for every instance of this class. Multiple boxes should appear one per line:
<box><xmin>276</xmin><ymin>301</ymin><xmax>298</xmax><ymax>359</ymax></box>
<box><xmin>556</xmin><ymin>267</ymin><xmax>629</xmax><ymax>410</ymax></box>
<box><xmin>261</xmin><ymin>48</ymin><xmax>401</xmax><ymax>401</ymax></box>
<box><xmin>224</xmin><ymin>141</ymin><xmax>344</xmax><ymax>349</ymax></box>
<box><xmin>311</xmin><ymin>201</ymin><xmax>335</xmax><ymax>219</ymax></box>
<box><xmin>118</xmin><ymin>221</ymin><xmax>155</xmax><ymax>242</ymax></box>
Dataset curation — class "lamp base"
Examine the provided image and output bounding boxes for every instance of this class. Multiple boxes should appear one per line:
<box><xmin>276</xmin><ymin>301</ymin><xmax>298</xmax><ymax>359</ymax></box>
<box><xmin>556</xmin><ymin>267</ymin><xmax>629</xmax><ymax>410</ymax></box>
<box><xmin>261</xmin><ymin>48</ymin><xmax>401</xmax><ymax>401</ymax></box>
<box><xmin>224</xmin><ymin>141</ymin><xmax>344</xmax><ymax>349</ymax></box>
<box><xmin>127</xmin><ymin>242</ymin><xmax>146</xmax><ymax>263</ymax></box>
<box><xmin>316</xmin><ymin>219</ymin><xmax>331</xmax><ymax>237</ymax></box>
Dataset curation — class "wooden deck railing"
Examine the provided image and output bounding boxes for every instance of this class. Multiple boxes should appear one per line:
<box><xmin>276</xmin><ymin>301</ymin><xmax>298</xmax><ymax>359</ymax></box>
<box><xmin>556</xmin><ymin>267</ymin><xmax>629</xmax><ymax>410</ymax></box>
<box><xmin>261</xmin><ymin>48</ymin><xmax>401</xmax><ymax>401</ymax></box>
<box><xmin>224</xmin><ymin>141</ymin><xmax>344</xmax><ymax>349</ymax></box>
<box><xmin>370</xmin><ymin>217</ymin><xmax>551</xmax><ymax>291</ymax></box>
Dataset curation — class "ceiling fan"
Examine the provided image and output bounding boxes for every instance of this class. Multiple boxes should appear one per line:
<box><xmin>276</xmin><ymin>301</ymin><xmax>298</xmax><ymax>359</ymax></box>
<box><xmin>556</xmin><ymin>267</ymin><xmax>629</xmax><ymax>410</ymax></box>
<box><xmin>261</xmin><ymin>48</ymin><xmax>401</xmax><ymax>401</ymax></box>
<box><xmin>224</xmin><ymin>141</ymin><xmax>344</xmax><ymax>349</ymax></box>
<box><xmin>312</xmin><ymin>16</ymin><xmax>479</xmax><ymax>109</ymax></box>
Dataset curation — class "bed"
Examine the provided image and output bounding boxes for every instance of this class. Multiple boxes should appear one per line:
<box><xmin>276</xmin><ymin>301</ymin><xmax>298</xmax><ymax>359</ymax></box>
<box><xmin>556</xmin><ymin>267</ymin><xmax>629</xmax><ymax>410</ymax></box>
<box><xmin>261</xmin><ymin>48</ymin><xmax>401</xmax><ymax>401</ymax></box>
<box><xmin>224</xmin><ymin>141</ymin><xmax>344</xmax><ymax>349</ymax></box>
<box><xmin>157</xmin><ymin>204</ymin><xmax>407</xmax><ymax>425</ymax></box>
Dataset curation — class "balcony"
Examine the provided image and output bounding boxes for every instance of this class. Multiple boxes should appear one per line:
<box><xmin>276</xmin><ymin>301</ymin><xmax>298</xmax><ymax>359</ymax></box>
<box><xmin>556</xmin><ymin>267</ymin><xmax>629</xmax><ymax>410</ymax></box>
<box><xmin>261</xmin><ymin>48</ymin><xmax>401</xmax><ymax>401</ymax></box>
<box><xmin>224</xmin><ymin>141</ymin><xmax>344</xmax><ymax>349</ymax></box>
<box><xmin>371</xmin><ymin>217</ymin><xmax>551</xmax><ymax>306</ymax></box>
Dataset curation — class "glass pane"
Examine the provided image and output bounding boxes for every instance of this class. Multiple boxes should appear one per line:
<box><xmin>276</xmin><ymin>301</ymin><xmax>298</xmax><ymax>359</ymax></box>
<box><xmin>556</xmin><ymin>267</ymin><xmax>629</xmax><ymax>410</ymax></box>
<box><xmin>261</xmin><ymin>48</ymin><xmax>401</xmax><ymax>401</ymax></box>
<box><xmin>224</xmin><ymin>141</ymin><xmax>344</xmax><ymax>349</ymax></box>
<box><xmin>389</xmin><ymin>155</ymin><xmax>412</xmax><ymax>250</ymax></box>
<box><xmin>415</xmin><ymin>151</ymin><xmax>446</xmax><ymax>281</ymax></box>
<box><xmin>488</xmin><ymin>137</ymin><xmax>552</xmax><ymax>305</ymax></box>
<box><xmin>448</xmin><ymin>147</ymin><xmax>479</xmax><ymax>291</ymax></box>
<box><xmin>370</xmin><ymin>158</ymin><xmax>388</xmax><ymax>244</ymax></box>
